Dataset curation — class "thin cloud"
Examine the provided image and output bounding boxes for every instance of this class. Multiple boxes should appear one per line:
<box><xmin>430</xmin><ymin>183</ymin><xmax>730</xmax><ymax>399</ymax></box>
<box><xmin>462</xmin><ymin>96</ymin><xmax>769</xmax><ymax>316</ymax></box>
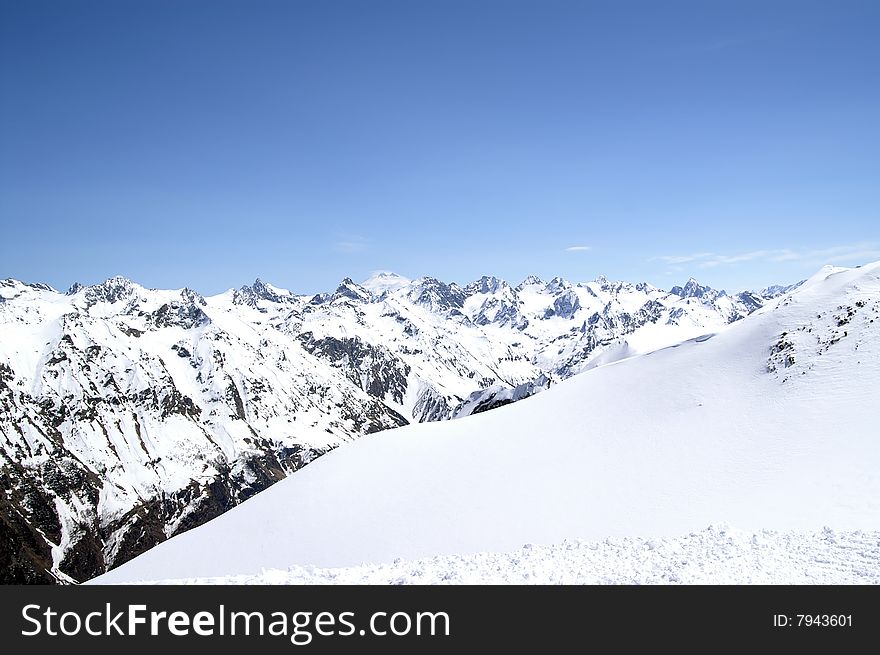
<box><xmin>653</xmin><ymin>243</ymin><xmax>880</xmax><ymax>270</ymax></box>
<box><xmin>655</xmin><ymin>252</ymin><xmax>714</xmax><ymax>265</ymax></box>
<box><xmin>565</xmin><ymin>245</ymin><xmax>592</xmax><ymax>252</ymax></box>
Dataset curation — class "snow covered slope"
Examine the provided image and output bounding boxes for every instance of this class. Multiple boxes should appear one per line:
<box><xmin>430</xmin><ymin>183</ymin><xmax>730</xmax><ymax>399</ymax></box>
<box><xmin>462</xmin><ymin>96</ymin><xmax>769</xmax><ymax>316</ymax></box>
<box><xmin>122</xmin><ymin>525</ymin><xmax>880</xmax><ymax>585</ymax></box>
<box><xmin>1</xmin><ymin>270</ymin><xmax>772</xmax><ymax>583</ymax></box>
<box><xmin>94</xmin><ymin>262</ymin><xmax>880</xmax><ymax>583</ymax></box>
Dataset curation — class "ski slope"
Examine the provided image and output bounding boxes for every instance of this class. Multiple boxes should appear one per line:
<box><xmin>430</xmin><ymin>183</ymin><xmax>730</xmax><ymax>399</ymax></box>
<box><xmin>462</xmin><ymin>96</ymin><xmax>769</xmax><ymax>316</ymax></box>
<box><xmin>122</xmin><ymin>526</ymin><xmax>880</xmax><ymax>585</ymax></box>
<box><xmin>94</xmin><ymin>262</ymin><xmax>880</xmax><ymax>583</ymax></box>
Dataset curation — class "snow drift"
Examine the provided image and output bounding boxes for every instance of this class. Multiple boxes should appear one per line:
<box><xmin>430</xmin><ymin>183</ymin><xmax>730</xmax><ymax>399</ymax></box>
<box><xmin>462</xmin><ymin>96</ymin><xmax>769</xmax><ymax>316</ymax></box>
<box><xmin>124</xmin><ymin>526</ymin><xmax>880</xmax><ymax>585</ymax></box>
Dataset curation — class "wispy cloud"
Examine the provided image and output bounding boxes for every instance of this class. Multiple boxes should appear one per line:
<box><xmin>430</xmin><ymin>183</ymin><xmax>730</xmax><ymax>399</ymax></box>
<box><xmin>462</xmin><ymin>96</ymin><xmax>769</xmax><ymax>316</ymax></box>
<box><xmin>565</xmin><ymin>245</ymin><xmax>592</xmax><ymax>252</ymax></box>
<box><xmin>653</xmin><ymin>243</ymin><xmax>880</xmax><ymax>270</ymax></box>
<box><xmin>333</xmin><ymin>234</ymin><xmax>371</xmax><ymax>254</ymax></box>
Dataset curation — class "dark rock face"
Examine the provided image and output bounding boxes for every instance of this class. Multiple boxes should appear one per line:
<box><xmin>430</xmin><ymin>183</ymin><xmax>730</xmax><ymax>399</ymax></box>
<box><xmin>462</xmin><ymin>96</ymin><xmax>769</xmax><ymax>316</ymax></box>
<box><xmin>412</xmin><ymin>386</ymin><xmax>455</xmax><ymax>422</ymax></box>
<box><xmin>472</xmin><ymin>297</ymin><xmax>527</xmax><ymax>329</ymax></box>
<box><xmin>638</xmin><ymin>300</ymin><xmax>665</xmax><ymax>324</ymax></box>
<box><xmin>670</xmin><ymin>278</ymin><xmax>727</xmax><ymax>303</ymax></box>
<box><xmin>465</xmin><ymin>276</ymin><xmax>507</xmax><ymax>296</ymax></box>
<box><xmin>736</xmin><ymin>291</ymin><xmax>764</xmax><ymax>313</ymax></box>
<box><xmin>544</xmin><ymin>276</ymin><xmax>571</xmax><ymax>294</ymax></box>
<box><xmin>83</xmin><ymin>277</ymin><xmax>137</xmax><ymax>307</ymax></box>
<box><xmin>0</xmin><ymin>430</ymin><xmax>104</xmax><ymax>582</ymax></box>
<box><xmin>299</xmin><ymin>333</ymin><xmax>412</xmax><ymax>407</ymax></box>
<box><xmin>516</xmin><ymin>275</ymin><xmax>544</xmax><ymax>291</ymax></box>
<box><xmin>146</xmin><ymin>300</ymin><xmax>210</xmax><ymax>330</ymax></box>
<box><xmin>544</xmin><ymin>290</ymin><xmax>581</xmax><ymax>319</ymax></box>
<box><xmin>470</xmin><ymin>397</ymin><xmax>515</xmax><ymax>414</ymax></box>
<box><xmin>233</xmin><ymin>279</ymin><xmax>296</xmax><ymax>308</ymax></box>
<box><xmin>0</xmin><ymin>483</ymin><xmax>57</xmax><ymax>584</ymax></box>
<box><xmin>332</xmin><ymin>279</ymin><xmax>371</xmax><ymax>304</ymax></box>
<box><xmin>408</xmin><ymin>278</ymin><xmax>467</xmax><ymax>312</ymax></box>
<box><xmin>0</xmin><ymin>435</ymin><xmax>328</xmax><ymax>583</ymax></box>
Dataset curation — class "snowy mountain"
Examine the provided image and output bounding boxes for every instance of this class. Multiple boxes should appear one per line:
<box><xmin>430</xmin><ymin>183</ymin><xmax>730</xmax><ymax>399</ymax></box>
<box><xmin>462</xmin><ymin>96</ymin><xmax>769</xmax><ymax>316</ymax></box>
<box><xmin>91</xmin><ymin>262</ymin><xmax>880</xmax><ymax>584</ymax></box>
<box><xmin>1</xmin><ymin>270</ymin><xmax>789</xmax><ymax>583</ymax></box>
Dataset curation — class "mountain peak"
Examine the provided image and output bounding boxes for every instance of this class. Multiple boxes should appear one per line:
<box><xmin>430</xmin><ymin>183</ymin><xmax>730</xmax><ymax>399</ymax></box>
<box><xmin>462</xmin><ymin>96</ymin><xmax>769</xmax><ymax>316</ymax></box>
<box><xmin>82</xmin><ymin>276</ymin><xmax>137</xmax><ymax>306</ymax></box>
<box><xmin>670</xmin><ymin>277</ymin><xmax>721</xmax><ymax>299</ymax></box>
<box><xmin>760</xmin><ymin>281</ymin><xmax>805</xmax><ymax>299</ymax></box>
<box><xmin>0</xmin><ymin>279</ymin><xmax>57</xmax><ymax>293</ymax></box>
<box><xmin>233</xmin><ymin>278</ymin><xmax>294</xmax><ymax>306</ymax></box>
<box><xmin>333</xmin><ymin>278</ymin><xmax>371</xmax><ymax>303</ymax></box>
<box><xmin>545</xmin><ymin>276</ymin><xmax>570</xmax><ymax>294</ymax></box>
<box><xmin>408</xmin><ymin>277</ymin><xmax>467</xmax><ymax>311</ymax></box>
<box><xmin>368</xmin><ymin>271</ymin><xmax>404</xmax><ymax>280</ymax></box>
<box><xmin>29</xmin><ymin>282</ymin><xmax>57</xmax><ymax>292</ymax></box>
<box><xmin>361</xmin><ymin>271</ymin><xmax>411</xmax><ymax>298</ymax></box>
<box><xmin>465</xmin><ymin>275</ymin><xmax>508</xmax><ymax>296</ymax></box>
<box><xmin>517</xmin><ymin>275</ymin><xmax>545</xmax><ymax>289</ymax></box>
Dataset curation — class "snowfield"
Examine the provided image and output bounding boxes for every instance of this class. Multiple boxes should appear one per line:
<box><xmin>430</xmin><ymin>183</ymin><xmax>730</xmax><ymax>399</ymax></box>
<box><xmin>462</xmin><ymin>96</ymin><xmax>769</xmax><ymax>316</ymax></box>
<box><xmin>121</xmin><ymin>525</ymin><xmax>880</xmax><ymax>585</ymax></box>
<box><xmin>92</xmin><ymin>262</ymin><xmax>880</xmax><ymax>585</ymax></box>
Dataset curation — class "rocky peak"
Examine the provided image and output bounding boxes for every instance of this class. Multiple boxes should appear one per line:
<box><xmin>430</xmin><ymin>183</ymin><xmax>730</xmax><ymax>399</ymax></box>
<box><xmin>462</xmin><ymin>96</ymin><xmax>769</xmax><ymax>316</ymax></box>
<box><xmin>332</xmin><ymin>278</ymin><xmax>371</xmax><ymax>303</ymax></box>
<box><xmin>516</xmin><ymin>275</ymin><xmax>545</xmax><ymax>291</ymax></box>
<box><xmin>180</xmin><ymin>287</ymin><xmax>208</xmax><ymax>307</ymax></box>
<box><xmin>147</xmin><ymin>300</ymin><xmax>210</xmax><ymax>330</ymax></box>
<box><xmin>734</xmin><ymin>291</ymin><xmax>763</xmax><ymax>313</ymax></box>
<box><xmin>233</xmin><ymin>278</ymin><xmax>294</xmax><ymax>307</ymax></box>
<box><xmin>465</xmin><ymin>275</ymin><xmax>508</xmax><ymax>296</ymax></box>
<box><xmin>545</xmin><ymin>276</ymin><xmax>570</xmax><ymax>294</ymax></box>
<box><xmin>27</xmin><ymin>282</ymin><xmax>57</xmax><ymax>292</ymax></box>
<box><xmin>670</xmin><ymin>277</ymin><xmax>722</xmax><ymax>300</ymax></box>
<box><xmin>84</xmin><ymin>276</ymin><xmax>136</xmax><ymax>307</ymax></box>
<box><xmin>544</xmin><ymin>288</ymin><xmax>581</xmax><ymax>319</ymax></box>
<box><xmin>408</xmin><ymin>278</ymin><xmax>467</xmax><ymax>312</ymax></box>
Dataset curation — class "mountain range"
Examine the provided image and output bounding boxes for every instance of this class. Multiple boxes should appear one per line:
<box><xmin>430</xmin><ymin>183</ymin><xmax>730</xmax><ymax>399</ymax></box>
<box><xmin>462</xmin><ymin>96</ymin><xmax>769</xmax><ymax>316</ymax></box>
<box><xmin>0</xmin><ymin>270</ymin><xmax>800</xmax><ymax>582</ymax></box>
<box><xmin>91</xmin><ymin>261</ymin><xmax>880</xmax><ymax>585</ymax></box>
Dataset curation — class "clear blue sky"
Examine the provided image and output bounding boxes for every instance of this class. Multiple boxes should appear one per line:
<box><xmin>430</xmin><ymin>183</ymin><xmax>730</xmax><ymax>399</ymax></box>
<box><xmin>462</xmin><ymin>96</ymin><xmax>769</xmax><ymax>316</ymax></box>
<box><xmin>2</xmin><ymin>0</ymin><xmax>878</xmax><ymax>295</ymax></box>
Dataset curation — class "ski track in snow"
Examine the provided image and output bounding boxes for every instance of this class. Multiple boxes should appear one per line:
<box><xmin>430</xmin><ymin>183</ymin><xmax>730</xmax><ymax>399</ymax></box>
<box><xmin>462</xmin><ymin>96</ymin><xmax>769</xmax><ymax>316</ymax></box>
<box><xmin>118</xmin><ymin>526</ymin><xmax>880</xmax><ymax>585</ymax></box>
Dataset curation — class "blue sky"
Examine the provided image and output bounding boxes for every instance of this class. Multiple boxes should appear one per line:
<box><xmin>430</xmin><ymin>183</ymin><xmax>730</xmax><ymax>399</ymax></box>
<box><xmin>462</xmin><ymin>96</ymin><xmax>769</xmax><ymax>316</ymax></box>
<box><xmin>2</xmin><ymin>0</ymin><xmax>878</xmax><ymax>295</ymax></box>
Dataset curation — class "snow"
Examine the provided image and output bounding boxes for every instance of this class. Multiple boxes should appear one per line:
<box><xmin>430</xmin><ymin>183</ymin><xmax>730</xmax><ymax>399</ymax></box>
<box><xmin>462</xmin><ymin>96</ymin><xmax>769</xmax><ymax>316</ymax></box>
<box><xmin>115</xmin><ymin>525</ymin><xmax>880</xmax><ymax>585</ymax></box>
<box><xmin>361</xmin><ymin>271</ymin><xmax>412</xmax><ymax>298</ymax></box>
<box><xmin>93</xmin><ymin>261</ymin><xmax>880</xmax><ymax>584</ymax></box>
